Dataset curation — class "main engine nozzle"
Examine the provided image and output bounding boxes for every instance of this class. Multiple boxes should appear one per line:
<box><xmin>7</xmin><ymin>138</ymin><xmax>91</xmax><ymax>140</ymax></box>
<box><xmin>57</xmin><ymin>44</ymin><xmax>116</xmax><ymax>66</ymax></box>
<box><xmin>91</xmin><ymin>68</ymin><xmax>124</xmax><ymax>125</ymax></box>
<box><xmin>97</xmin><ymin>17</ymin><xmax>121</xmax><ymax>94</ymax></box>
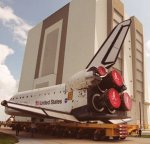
<box><xmin>92</xmin><ymin>88</ymin><xmax>121</xmax><ymax>113</ymax></box>
<box><xmin>92</xmin><ymin>89</ymin><xmax>132</xmax><ymax>113</ymax></box>
<box><xmin>120</xmin><ymin>93</ymin><xmax>132</xmax><ymax>111</ymax></box>
<box><xmin>99</xmin><ymin>70</ymin><xmax>126</xmax><ymax>92</ymax></box>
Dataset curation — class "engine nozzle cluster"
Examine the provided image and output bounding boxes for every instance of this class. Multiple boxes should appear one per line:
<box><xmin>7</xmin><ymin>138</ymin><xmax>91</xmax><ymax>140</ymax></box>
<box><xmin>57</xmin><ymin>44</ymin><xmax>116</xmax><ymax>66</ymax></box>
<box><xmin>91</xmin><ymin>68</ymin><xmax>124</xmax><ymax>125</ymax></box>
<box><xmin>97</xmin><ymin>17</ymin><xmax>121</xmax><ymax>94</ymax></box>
<box><xmin>91</xmin><ymin>66</ymin><xmax>132</xmax><ymax>113</ymax></box>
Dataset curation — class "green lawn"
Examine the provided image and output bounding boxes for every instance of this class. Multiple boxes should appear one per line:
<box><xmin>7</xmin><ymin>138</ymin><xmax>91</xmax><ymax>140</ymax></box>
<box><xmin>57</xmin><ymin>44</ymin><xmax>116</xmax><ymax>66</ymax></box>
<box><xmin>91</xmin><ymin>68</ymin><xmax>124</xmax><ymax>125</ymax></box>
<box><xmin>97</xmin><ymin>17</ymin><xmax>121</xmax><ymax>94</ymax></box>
<box><xmin>0</xmin><ymin>132</ymin><xmax>18</xmax><ymax>144</ymax></box>
<box><xmin>142</xmin><ymin>135</ymin><xmax>150</xmax><ymax>138</ymax></box>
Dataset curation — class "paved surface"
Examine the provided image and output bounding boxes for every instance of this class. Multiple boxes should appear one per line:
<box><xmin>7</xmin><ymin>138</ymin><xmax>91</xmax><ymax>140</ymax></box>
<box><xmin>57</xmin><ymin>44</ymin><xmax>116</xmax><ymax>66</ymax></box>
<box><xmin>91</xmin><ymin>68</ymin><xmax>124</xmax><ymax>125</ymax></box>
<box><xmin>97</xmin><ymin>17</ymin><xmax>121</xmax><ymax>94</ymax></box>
<box><xmin>0</xmin><ymin>127</ymin><xmax>150</xmax><ymax>144</ymax></box>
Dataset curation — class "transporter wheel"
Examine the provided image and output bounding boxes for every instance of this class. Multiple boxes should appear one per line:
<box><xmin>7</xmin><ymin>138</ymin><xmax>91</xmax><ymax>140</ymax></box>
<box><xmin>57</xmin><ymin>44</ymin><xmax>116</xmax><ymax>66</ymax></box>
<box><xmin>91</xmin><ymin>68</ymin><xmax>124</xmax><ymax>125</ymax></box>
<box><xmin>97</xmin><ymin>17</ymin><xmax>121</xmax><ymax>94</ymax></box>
<box><xmin>113</xmin><ymin>136</ymin><xmax>120</xmax><ymax>140</ymax></box>
<box><xmin>93</xmin><ymin>133</ymin><xmax>100</xmax><ymax>141</ymax></box>
<box><xmin>93</xmin><ymin>129</ymin><xmax>100</xmax><ymax>141</ymax></box>
<box><xmin>113</xmin><ymin>136</ymin><xmax>126</xmax><ymax>140</ymax></box>
<box><xmin>57</xmin><ymin>127</ymin><xmax>64</xmax><ymax>137</ymax></box>
<box><xmin>62</xmin><ymin>128</ymin><xmax>68</xmax><ymax>137</ymax></box>
<box><xmin>54</xmin><ymin>127</ymin><xmax>59</xmax><ymax>136</ymax></box>
<box><xmin>69</xmin><ymin>129</ymin><xmax>77</xmax><ymax>137</ymax></box>
<box><xmin>76</xmin><ymin>129</ymin><xmax>83</xmax><ymax>139</ymax></box>
<box><xmin>67</xmin><ymin>129</ymin><xmax>73</xmax><ymax>137</ymax></box>
<box><xmin>120</xmin><ymin>137</ymin><xmax>126</xmax><ymax>140</ymax></box>
<box><xmin>50</xmin><ymin>127</ymin><xmax>55</xmax><ymax>136</ymax></box>
<box><xmin>93</xmin><ymin>129</ymin><xmax>106</xmax><ymax>141</ymax></box>
<box><xmin>52</xmin><ymin>127</ymin><xmax>59</xmax><ymax>136</ymax></box>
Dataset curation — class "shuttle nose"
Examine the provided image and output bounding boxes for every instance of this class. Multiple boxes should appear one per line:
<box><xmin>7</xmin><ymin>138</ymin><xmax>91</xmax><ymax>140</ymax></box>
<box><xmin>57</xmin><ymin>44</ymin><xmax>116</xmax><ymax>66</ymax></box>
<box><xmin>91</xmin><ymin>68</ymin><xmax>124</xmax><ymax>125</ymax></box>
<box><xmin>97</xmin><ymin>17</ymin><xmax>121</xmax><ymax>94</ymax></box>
<box><xmin>1</xmin><ymin>100</ymin><xmax>7</xmax><ymax>106</ymax></box>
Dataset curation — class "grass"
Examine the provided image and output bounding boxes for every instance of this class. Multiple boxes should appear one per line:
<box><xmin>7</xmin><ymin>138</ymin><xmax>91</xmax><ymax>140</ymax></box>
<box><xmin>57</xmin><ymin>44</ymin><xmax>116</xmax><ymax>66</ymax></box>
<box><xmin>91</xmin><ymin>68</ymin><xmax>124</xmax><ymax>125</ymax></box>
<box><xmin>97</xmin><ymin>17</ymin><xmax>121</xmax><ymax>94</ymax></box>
<box><xmin>141</xmin><ymin>135</ymin><xmax>150</xmax><ymax>138</ymax></box>
<box><xmin>0</xmin><ymin>132</ymin><xmax>18</xmax><ymax>144</ymax></box>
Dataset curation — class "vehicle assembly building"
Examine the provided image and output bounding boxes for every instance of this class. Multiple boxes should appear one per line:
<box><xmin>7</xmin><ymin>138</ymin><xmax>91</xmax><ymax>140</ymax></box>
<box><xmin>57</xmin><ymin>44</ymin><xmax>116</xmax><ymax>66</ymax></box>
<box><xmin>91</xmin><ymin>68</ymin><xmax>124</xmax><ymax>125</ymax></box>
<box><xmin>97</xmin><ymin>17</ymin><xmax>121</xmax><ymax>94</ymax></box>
<box><xmin>18</xmin><ymin>0</ymin><xmax>149</xmax><ymax>128</ymax></box>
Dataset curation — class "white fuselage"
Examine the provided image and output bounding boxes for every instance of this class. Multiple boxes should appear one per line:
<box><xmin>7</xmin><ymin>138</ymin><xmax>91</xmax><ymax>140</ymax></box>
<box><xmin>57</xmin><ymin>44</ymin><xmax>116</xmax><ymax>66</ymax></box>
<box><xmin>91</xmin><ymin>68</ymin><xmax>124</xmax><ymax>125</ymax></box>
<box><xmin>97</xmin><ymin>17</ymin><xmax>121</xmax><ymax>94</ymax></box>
<box><xmin>8</xmin><ymin>84</ymin><xmax>71</xmax><ymax>113</ymax></box>
<box><xmin>6</xmin><ymin>70</ymin><xmax>92</xmax><ymax>116</ymax></box>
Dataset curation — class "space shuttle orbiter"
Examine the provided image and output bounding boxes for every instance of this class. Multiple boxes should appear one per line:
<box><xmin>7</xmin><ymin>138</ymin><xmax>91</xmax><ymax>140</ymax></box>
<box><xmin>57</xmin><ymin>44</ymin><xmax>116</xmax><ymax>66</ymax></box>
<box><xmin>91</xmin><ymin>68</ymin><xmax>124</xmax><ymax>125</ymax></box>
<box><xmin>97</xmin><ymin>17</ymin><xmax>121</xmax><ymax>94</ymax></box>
<box><xmin>1</xmin><ymin>19</ymin><xmax>132</xmax><ymax>123</ymax></box>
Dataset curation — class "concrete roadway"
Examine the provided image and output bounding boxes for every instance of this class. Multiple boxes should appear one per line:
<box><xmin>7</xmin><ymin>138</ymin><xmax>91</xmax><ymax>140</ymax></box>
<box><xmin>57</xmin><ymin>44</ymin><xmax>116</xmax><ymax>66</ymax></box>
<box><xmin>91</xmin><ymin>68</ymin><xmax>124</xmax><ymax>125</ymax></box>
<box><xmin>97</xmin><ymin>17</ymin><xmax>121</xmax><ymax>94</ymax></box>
<box><xmin>0</xmin><ymin>127</ymin><xmax>150</xmax><ymax>144</ymax></box>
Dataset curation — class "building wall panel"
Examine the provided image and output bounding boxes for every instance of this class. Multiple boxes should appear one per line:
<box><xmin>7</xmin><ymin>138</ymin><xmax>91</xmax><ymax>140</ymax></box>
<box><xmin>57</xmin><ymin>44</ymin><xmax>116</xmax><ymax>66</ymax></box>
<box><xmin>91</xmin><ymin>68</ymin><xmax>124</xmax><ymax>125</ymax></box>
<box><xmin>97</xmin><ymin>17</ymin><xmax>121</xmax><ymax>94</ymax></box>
<box><xmin>18</xmin><ymin>22</ymin><xmax>43</xmax><ymax>91</ymax></box>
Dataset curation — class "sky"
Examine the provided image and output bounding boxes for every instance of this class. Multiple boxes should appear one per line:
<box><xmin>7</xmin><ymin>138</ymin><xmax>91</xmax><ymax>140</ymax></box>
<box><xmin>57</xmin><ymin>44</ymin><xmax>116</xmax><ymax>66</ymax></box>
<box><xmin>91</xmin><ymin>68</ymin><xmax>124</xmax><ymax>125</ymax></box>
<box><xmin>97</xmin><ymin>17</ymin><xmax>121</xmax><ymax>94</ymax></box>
<box><xmin>0</xmin><ymin>0</ymin><xmax>150</xmax><ymax>121</ymax></box>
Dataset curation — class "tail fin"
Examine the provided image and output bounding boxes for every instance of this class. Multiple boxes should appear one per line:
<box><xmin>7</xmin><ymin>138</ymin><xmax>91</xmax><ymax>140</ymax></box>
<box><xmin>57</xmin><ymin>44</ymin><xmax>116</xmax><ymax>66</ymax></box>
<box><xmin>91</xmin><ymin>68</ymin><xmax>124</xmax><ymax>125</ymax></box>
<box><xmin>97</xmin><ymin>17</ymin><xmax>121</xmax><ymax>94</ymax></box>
<box><xmin>86</xmin><ymin>19</ymin><xmax>131</xmax><ymax>69</ymax></box>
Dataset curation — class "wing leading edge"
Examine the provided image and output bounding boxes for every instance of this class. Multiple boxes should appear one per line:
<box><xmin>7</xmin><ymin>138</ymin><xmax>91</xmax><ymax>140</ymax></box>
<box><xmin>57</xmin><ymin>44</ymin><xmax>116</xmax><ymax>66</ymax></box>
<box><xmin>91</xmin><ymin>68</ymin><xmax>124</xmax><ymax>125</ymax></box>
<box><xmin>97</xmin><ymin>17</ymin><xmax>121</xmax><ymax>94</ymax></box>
<box><xmin>86</xmin><ymin>19</ymin><xmax>131</xmax><ymax>69</ymax></box>
<box><xmin>2</xmin><ymin>101</ymin><xmax>79</xmax><ymax>122</ymax></box>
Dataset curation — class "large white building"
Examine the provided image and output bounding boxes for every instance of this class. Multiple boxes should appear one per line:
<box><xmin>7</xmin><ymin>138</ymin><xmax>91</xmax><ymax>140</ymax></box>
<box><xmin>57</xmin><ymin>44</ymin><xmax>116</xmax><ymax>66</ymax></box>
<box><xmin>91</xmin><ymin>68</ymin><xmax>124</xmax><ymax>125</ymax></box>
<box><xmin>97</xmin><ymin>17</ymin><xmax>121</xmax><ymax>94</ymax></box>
<box><xmin>18</xmin><ymin>0</ymin><xmax>149</xmax><ymax>128</ymax></box>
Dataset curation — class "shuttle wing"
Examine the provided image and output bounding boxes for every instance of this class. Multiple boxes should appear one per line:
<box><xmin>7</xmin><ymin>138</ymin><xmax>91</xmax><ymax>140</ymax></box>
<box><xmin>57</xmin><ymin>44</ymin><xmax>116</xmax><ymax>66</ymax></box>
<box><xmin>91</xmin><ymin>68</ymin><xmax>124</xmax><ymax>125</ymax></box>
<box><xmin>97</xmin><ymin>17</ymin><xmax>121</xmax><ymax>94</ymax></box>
<box><xmin>2</xmin><ymin>101</ymin><xmax>79</xmax><ymax>122</ymax></box>
<box><xmin>86</xmin><ymin>19</ymin><xmax>131</xmax><ymax>69</ymax></box>
<box><xmin>109</xmin><ymin>118</ymin><xmax>132</xmax><ymax>124</ymax></box>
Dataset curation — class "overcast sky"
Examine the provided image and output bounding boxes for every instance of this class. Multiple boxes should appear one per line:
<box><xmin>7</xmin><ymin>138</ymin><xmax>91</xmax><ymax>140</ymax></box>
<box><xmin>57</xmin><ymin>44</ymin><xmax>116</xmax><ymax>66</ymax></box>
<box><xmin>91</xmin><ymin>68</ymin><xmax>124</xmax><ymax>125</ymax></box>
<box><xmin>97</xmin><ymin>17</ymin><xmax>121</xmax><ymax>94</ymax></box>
<box><xmin>0</xmin><ymin>0</ymin><xmax>149</xmax><ymax>121</ymax></box>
